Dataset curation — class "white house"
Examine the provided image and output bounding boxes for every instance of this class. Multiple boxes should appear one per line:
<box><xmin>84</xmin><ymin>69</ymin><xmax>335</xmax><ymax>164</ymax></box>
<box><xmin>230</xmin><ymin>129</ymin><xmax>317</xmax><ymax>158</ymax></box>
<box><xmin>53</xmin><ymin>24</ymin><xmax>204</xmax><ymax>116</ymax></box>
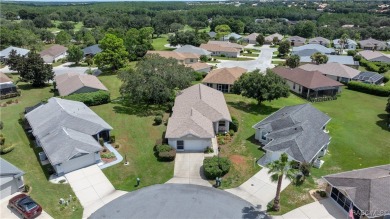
<box><xmin>165</xmin><ymin>84</ymin><xmax>231</xmax><ymax>151</ymax></box>
<box><xmin>253</xmin><ymin>104</ymin><xmax>331</xmax><ymax>168</ymax></box>
<box><xmin>0</xmin><ymin>158</ymin><xmax>25</xmax><ymax>199</ymax></box>
<box><xmin>40</xmin><ymin>44</ymin><xmax>68</xmax><ymax>63</ymax></box>
<box><xmin>333</xmin><ymin>39</ymin><xmax>357</xmax><ymax>50</ymax></box>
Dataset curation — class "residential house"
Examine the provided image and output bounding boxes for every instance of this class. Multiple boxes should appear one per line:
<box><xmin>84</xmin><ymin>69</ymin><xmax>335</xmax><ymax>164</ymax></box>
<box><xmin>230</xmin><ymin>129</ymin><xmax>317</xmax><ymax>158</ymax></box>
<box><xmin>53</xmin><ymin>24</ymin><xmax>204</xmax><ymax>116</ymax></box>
<box><xmin>0</xmin><ymin>158</ymin><xmax>25</xmax><ymax>199</ymax></box>
<box><xmin>202</xmin><ymin>67</ymin><xmax>246</xmax><ymax>93</ymax></box>
<box><xmin>54</xmin><ymin>73</ymin><xmax>108</xmax><ymax>96</ymax></box>
<box><xmin>25</xmin><ymin>97</ymin><xmax>113</xmax><ymax>175</ymax></box>
<box><xmin>308</xmin><ymin>37</ymin><xmax>331</xmax><ymax>47</ymax></box>
<box><xmin>264</xmin><ymin>33</ymin><xmax>284</xmax><ymax>44</ymax></box>
<box><xmin>165</xmin><ymin>84</ymin><xmax>231</xmax><ymax>151</ymax></box>
<box><xmin>272</xmin><ymin>67</ymin><xmax>342</xmax><ymax>99</ymax></box>
<box><xmin>0</xmin><ymin>72</ymin><xmax>12</xmax><ymax>85</ymax></box>
<box><xmin>299</xmin><ymin>63</ymin><xmax>361</xmax><ymax>83</ymax></box>
<box><xmin>292</xmin><ymin>44</ymin><xmax>335</xmax><ymax>57</ymax></box>
<box><xmin>0</xmin><ymin>72</ymin><xmax>18</xmax><ymax>99</ymax></box>
<box><xmin>40</xmin><ymin>45</ymin><xmax>68</xmax><ymax>63</ymax></box>
<box><xmin>352</xmin><ymin>71</ymin><xmax>384</xmax><ymax>85</ymax></box>
<box><xmin>174</xmin><ymin>45</ymin><xmax>211</xmax><ymax>57</ymax></box>
<box><xmin>208</xmin><ymin>31</ymin><xmax>217</xmax><ymax>39</ymax></box>
<box><xmin>186</xmin><ymin>62</ymin><xmax>212</xmax><ymax>73</ymax></box>
<box><xmin>207</xmin><ymin>41</ymin><xmax>244</xmax><ymax>51</ymax></box>
<box><xmin>253</xmin><ymin>103</ymin><xmax>331</xmax><ymax>168</ymax></box>
<box><xmin>0</xmin><ymin>46</ymin><xmax>30</xmax><ymax>62</ymax></box>
<box><xmin>200</xmin><ymin>43</ymin><xmax>240</xmax><ymax>58</ymax></box>
<box><xmin>82</xmin><ymin>44</ymin><xmax>102</xmax><ymax>57</ymax></box>
<box><xmin>242</xmin><ymin>33</ymin><xmax>259</xmax><ymax>44</ymax></box>
<box><xmin>323</xmin><ymin>165</ymin><xmax>390</xmax><ymax>219</ymax></box>
<box><xmin>299</xmin><ymin>55</ymin><xmax>359</xmax><ymax>68</ymax></box>
<box><xmin>359</xmin><ymin>38</ymin><xmax>387</xmax><ymax>50</ymax></box>
<box><xmin>146</xmin><ymin>51</ymin><xmax>199</xmax><ymax>64</ymax></box>
<box><xmin>222</xmin><ymin>33</ymin><xmax>242</xmax><ymax>41</ymax></box>
<box><xmin>358</xmin><ymin>50</ymin><xmax>390</xmax><ymax>63</ymax></box>
<box><xmin>286</xmin><ymin>36</ymin><xmax>306</xmax><ymax>46</ymax></box>
<box><xmin>333</xmin><ymin>39</ymin><xmax>357</xmax><ymax>50</ymax></box>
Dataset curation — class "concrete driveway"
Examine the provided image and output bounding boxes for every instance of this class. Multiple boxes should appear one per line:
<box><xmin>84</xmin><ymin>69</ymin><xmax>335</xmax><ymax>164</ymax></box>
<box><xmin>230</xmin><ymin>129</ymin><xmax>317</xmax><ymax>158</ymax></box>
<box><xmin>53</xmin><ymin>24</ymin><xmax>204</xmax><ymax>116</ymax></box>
<box><xmin>0</xmin><ymin>192</ymin><xmax>52</xmax><ymax>219</ymax></box>
<box><xmin>226</xmin><ymin>167</ymin><xmax>291</xmax><ymax>211</ymax></box>
<box><xmin>272</xmin><ymin>198</ymin><xmax>347</xmax><ymax>219</ymax></box>
<box><xmin>90</xmin><ymin>184</ymin><xmax>269</xmax><ymax>219</ymax></box>
<box><xmin>166</xmin><ymin>153</ymin><xmax>211</xmax><ymax>187</ymax></box>
<box><xmin>217</xmin><ymin>45</ymin><xmax>276</xmax><ymax>72</ymax></box>
<box><xmin>65</xmin><ymin>165</ymin><xmax>126</xmax><ymax>218</ymax></box>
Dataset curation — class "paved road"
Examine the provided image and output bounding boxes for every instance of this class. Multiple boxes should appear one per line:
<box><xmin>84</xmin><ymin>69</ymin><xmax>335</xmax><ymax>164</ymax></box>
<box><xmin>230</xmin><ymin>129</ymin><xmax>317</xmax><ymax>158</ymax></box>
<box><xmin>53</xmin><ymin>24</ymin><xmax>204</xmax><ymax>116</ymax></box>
<box><xmin>217</xmin><ymin>45</ymin><xmax>276</xmax><ymax>72</ymax></box>
<box><xmin>90</xmin><ymin>184</ymin><xmax>269</xmax><ymax>219</ymax></box>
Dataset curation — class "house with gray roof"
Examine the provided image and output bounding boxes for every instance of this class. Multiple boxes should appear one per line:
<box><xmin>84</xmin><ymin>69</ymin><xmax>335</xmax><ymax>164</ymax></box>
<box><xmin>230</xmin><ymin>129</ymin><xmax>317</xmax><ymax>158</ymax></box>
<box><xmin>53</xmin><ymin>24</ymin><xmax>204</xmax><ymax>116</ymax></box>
<box><xmin>0</xmin><ymin>158</ymin><xmax>25</xmax><ymax>199</ymax></box>
<box><xmin>242</xmin><ymin>33</ymin><xmax>259</xmax><ymax>44</ymax></box>
<box><xmin>82</xmin><ymin>44</ymin><xmax>102</xmax><ymax>57</ymax></box>
<box><xmin>40</xmin><ymin>44</ymin><xmax>67</xmax><ymax>63</ymax></box>
<box><xmin>299</xmin><ymin>55</ymin><xmax>359</xmax><ymax>68</ymax></box>
<box><xmin>253</xmin><ymin>104</ymin><xmax>331</xmax><ymax>168</ymax></box>
<box><xmin>0</xmin><ymin>46</ymin><xmax>30</xmax><ymax>62</ymax></box>
<box><xmin>353</xmin><ymin>71</ymin><xmax>384</xmax><ymax>85</ymax></box>
<box><xmin>300</xmin><ymin>63</ymin><xmax>361</xmax><ymax>83</ymax></box>
<box><xmin>208</xmin><ymin>31</ymin><xmax>217</xmax><ymax>39</ymax></box>
<box><xmin>286</xmin><ymin>36</ymin><xmax>306</xmax><ymax>47</ymax></box>
<box><xmin>308</xmin><ymin>37</ymin><xmax>331</xmax><ymax>47</ymax></box>
<box><xmin>358</xmin><ymin>50</ymin><xmax>390</xmax><ymax>63</ymax></box>
<box><xmin>222</xmin><ymin>33</ymin><xmax>242</xmax><ymax>41</ymax></box>
<box><xmin>333</xmin><ymin>39</ymin><xmax>357</xmax><ymax>50</ymax></box>
<box><xmin>323</xmin><ymin>164</ymin><xmax>390</xmax><ymax>219</ymax></box>
<box><xmin>292</xmin><ymin>44</ymin><xmax>335</xmax><ymax>57</ymax></box>
<box><xmin>174</xmin><ymin>45</ymin><xmax>211</xmax><ymax>56</ymax></box>
<box><xmin>359</xmin><ymin>38</ymin><xmax>387</xmax><ymax>51</ymax></box>
<box><xmin>25</xmin><ymin>97</ymin><xmax>113</xmax><ymax>175</ymax></box>
<box><xmin>166</xmin><ymin>84</ymin><xmax>231</xmax><ymax>152</ymax></box>
<box><xmin>265</xmin><ymin>33</ymin><xmax>283</xmax><ymax>44</ymax></box>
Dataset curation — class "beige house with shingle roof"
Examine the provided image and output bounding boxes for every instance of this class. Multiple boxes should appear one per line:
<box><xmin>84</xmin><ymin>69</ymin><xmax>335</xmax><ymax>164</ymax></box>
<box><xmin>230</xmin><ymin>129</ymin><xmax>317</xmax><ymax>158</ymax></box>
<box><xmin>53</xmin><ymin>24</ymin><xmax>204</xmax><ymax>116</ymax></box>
<box><xmin>165</xmin><ymin>84</ymin><xmax>231</xmax><ymax>151</ymax></box>
<box><xmin>200</xmin><ymin>43</ymin><xmax>241</xmax><ymax>58</ymax></box>
<box><xmin>55</xmin><ymin>73</ymin><xmax>108</xmax><ymax>96</ymax></box>
<box><xmin>146</xmin><ymin>51</ymin><xmax>199</xmax><ymax>64</ymax></box>
<box><xmin>40</xmin><ymin>44</ymin><xmax>67</xmax><ymax>63</ymax></box>
<box><xmin>202</xmin><ymin>67</ymin><xmax>246</xmax><ymax>93</ymax></box>
<box><xmin>299</xmin><ymin>63</ymin><xmax>360</xmax><ymax>83</ymax></box>
<box><xmin>185</xmin><ymin>62</ymin><xmax>212</xmax><ymax>73</ymax></box>
<box><xmin>265</xmin><ymin>33</ymin><xmax>283</xmax><ymax>44</ymax></box>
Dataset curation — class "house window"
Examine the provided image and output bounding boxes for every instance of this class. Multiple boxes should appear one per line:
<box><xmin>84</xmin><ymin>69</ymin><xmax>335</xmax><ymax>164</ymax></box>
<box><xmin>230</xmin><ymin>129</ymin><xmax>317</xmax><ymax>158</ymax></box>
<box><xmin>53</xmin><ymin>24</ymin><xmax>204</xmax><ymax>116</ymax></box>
<box><xmin>217</xmin><ymin>84</ymin><xmax>229</xmax><ymax>93</ymax></box>
<box><xmin>337</xmin><ymin>76</ymin><xmax>340</xmax><ymax>81</ymax></box>
<box><xmin>261</xmin><ymin>130</ymin><xmax>267</xmax><ymax>140</ymax></box>
<box><xmin>293</xmin><ymin>83</ymin><xmax>296</xmax><ymax>89</ymax></box>
<box><xmin>299</xmin><ymin>85</ymin><xmax>301</xmax><ymax>92</ymax></box>
<box><xmin>206</xmin><ymin>83</ymin><xmax>213</xmax><ymax>87</ymax></box>
<box><xmin>219</xmin><ymin>121</ymin><xmax>226</xmax><ymax>127</ymax></box>
<box><xmin>177</xmin><ymin>140</ymin><xmax>184</xmax><ymax>150</ymax></box>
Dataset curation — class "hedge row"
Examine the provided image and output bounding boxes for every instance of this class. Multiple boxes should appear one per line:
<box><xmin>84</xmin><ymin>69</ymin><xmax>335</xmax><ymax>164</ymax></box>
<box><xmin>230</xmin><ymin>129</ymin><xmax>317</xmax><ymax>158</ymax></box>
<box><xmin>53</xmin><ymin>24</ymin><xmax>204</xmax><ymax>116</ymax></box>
<box><xmin>359</xmin><ymin>58</ymin><xmax>390</xmax><ymax>73</ymax></box>
<box><xmin>64</xmin><ymin>90</ymin><xmax>110</xmax><ymax>106</ymax></box>
<box><xmin>155</xmin><ymin>144</ymin><xmax>176</xmax><ymax>161</ymax></box>
<box><xmin>347</xmin><ymin>81</ymin><xmax>390</xmax><ymax>96</ymax></box>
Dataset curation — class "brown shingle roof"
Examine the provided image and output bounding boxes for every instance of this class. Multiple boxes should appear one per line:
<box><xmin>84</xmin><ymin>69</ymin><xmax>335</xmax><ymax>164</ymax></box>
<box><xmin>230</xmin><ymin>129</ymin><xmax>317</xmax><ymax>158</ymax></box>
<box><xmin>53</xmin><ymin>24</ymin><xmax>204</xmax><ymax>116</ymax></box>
<box><xmin>272</xmin><ymin>67</ymin><xmax>342</xmax><ymax>89</ymax></box>
<box><xmin>55</xmin><ymin>73</ymin><xmax>108</xmax><ymax>96</ymax></box>
<box><xmin>265</xmin><ymin>33</ymin><xmax>284</xmax><ymax>42</ymax></box>
<box><xmin>206</xmin><ymin>41</ymin><xmax>244</xmax><ymax>50</ymax></box>
<box><xmin>358</xmin><ymin>50</ymin><xmax>385</xmax><ymax>60</ymax></box>
<box><xmin>40</xmin><ymin>44</ymin><xmax>67</xmax><ymax>57</ymax></box>
<box><xmin>186</xmin><ymin>62</ymin><xmax>211</xmax><ymax>71</ymax></box>
<box><xmin>299</xmin><ymin>63</ymin><xmax>360</xmax><ymax>79</ymax></box>
<box><xmin>202</xmin><ymin>67</ymin><xmax>246</xmax><ymax>85</ymax></box>
<box><xmin>287</xmin><ymin>36</ymin><xmax>306</xmax><ymax>43</ymax></box>
<box><xmin>0</xmin><ymin>72</ymin><xmax>12</xmax><ymax>84</ymax></box>
<box><xmin>200</xmin><ymin>44</ymin><xmax>240</xmax><ymax>53</ymax></box>
<box><xmin>323</xmin><ymin>165</ymin><xmax>390</xmax><ymax>218</ymax></box>
<box><xmin>243</xmin><ymin>33</ymin><xmax>259</xmax><ymax>41</ymax></box>
<box><xmin>146</xmin><ymin>51</ymin><xmax>199</xmax><ymax>60</ymax></box>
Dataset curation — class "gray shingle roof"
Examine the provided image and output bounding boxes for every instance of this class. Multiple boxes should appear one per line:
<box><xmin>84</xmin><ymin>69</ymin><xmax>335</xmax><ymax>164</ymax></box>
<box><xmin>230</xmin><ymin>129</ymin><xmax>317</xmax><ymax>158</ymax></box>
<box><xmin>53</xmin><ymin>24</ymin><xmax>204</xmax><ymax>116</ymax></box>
<box><xmin>166</xmin><ymin>84</ymin><xmax>231</xmax><ymax>139</ymax></box>
<box><xmin>0</xmin><ymin>158</ymin><xmax>25</xmax><ymax>178</ymax></box>
<box><xmin>174</xmin><ymin>45</ymin><xmax>211</xmax><ymax>56</ymax></box>
<box><xmin>333</xmin><ymin>39</ymin><xmax>357</xmax><ymax>46</ymax></box>
<box><xmin>208</xmin><ymin>32</ymin><xmax>217</xmax><ymax>38</ymax></box>
<box><xmin>299</xmin><ymin>55</ymin><xmax>358</xmax><ymax>66</ymax></box>
<box><xmin>292</xmin><ymin>44</ymin><xmax>335</xmax><ymax>56</ymax></box>
<box><xmin>299</xmin><ymin>62</ymin><xmax>360</xmax><ymax>78</ymax></box>
<box><xmin>252</xmin><ymin>104</ymin><xmax>330</xmax><ymax>163</ymax></box>
<box><xmin>323</xmin><ymin>165</ymin><xmax>390</xmax><ymax>217</ymax></box>
<box><xmin>82</xmin><ymin>44</ymin><xmax>102</xmax><ymax>56</ymax></box>
<box><xmin>25</xmin><ymin>98</ymin><xmax>112</xmax><ymax>165</ymax></box>
<box><xmin>0</xmin><ymin>46</ymin><xmax>30</xmax><ymax>59</ymax></box>
<box><xmin>308</xmin><ymin>37</ymin><xmax>330</xmax><ymax>45</ymax></box>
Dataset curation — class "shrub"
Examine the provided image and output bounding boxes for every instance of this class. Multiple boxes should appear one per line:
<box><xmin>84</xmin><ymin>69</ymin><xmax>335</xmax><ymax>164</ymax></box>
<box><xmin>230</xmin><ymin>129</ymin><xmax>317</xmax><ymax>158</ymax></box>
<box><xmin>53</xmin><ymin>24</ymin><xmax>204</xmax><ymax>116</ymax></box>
<box><xmin>155</xmin><ymin>144</ymin><xmax>172</xmax><ymax>153</ymax></box>
<box><xmin>217</xmin><ymin>137</ymin><xmax>225</xmax><ymax>145</ymax></box>
<box><xmin>59</xmin><ymin>179</ymin><xmax>66</xmax><ymax>184</ymax></box>
<box><xmin>316</xmin><ymin>190</ymin><xmax>327</xmax><ymax>197</ymax></box>
<box><xmin>166</xmin><ymin>102</ymin><xmax>174</xmax><ymax>112</ymax></box>
<box><xmin>24</xmin><ymin>184</ymin><xmax>30</xmax><ymax>193</ymax></box>
<box><xmin>64</xmin><ymin>90</ymin><xmax>110</xmax><ymax>106</ymax></box>
<box><xmin>347</xmin><ymin>50</ymin><xmax>357</xmax><ymax>56</ymax></box>
<box><xmin>203</xmin><ymin>156</ymin><xmax>231</xmax><ymax>179</ymax></box>
<box><xmin>154</xmin><ymin>116</ymin><xmax>162</xmax><ymax>125</ymax></box>
<box><xmin>193</xmin><ymin>71</ymin><xmax>203</xmax><ymax>81</ymax></box>
<box><xmin>300</xmin><ymin>162</ymin><xmax>311</xmax><ymax>176</ymax></box>
<box><xmin>155</xmin><ymin>110</ymin><xmax>164</xmax><ymax>117</ymax></box>
<box><xmin>158</xmin><ymin>150</ymin><xmax>176</xmax><ymax>161</ymax></box>
<box><xmin>383</xmin><ymin>74</ymin><xmax>390</xmax><ymax>83</ymax></box>
<box><xmin>200</xmin><ymin>55</ymin><xmax>208</xmax><ymax>62</ymax></box>
<box><xmin>99</xmin><ymin>137</ymin><xmax>104</xmax><ymax>146</ymax></box>
<box><xmin>347</xmin><ymin>81</ymin><xmax>390</xmax><ymax>96</ymax></box>
<box><xmin>229</xmin><ymin>129</ymin><xmax>235</xmax><ymax>136</ymax></box>
<box><xmin>220</xmin><ymin>54</ymin><xmax>226</xmax><ymax>57</ymax></box>
<box><xmin>0</xmin><ymin>145</ymin><xmax>14</xmax><ymax>154</ymax></box>
<box><xmin>115</xmin><ymin>143</ymin><xmax>120</xmax><ymax>148</ymax></box>
<box><xmin>110</xmin><ymin>135</ymin><xmax>116</xmax><ymax>143</ymax></box>
<box><xmin>204</xmin><ymin>146</ymin><xmax>214</xmax><ymax>154</ymax></box>
<box><xmin>101</xmin><ymin>152</ymin><xmax>115</xmax><ymax>159</ymax></box>
<box><xmin>229</xmin><ymin>116</ymin><xmax>239</xmax><ymax>132</ymax></box>
<box><xmin>6</xmin><ymin>100</ymin><xmax>12</xmax><ymax>104</ymax></box>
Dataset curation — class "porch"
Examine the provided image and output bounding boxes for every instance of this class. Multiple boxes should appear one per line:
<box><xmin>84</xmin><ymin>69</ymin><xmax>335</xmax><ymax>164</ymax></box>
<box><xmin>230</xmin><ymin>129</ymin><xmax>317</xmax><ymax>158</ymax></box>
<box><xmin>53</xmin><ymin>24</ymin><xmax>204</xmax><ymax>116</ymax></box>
<box><xmin>301</xmin><ymin>86</ymin><xmax>340</xmax><ymax>102</ymax></box>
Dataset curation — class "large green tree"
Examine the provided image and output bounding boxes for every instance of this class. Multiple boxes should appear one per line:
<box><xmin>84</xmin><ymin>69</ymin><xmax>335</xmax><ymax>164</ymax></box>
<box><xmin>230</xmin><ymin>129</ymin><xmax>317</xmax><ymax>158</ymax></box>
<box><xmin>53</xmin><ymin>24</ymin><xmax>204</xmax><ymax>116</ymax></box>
<box><xmin>55</xmin><ymin>31</ymin><xmax>72</xmax><ymax>45</ymax></box>
<box><xmin>67</xmin><ymin>46</ymin><xmax>84</xmax><ymax>65</ymax></box>
<box><xmin>285</xmin><ymin>54</ymin><xmax>300</xmax><ymax>68</ymax></box>
<box><xmin>18</xmin><ymin>51</ymin><xmax>54</xmax><ymax>87</ymax></box>
<box><xmin>124</xmin><ymin>27</ymin><xmax>154</xmax><ymax>61</ymax></box>
<box><xmin>310</xmin><ymin>52</ymin><xmax>328</xmax><ymax>65</ymax></box>
<box><xmin>215</xmin><ymin>24</ymin><xmax>231</xmax><ymax>40</ymax></box>
<box><xmin>278</xmin><ymin>40</ymin><xmax>290</xmax><ymax>56</ymax></box>
<box><xmin>168</xmin><ymin>31</ymin><xmax>209</xmax><ymax>47</ymax></box>
<box><xmin>267</xmin><ymin>153</ymin><xmax>298</xmax><ymax>211</ymax></box>
<box><xmin>94</xmin><ymin>33</ymin><xmax>128</xmax><ymax>70</ymax></box>
<box><xmin>118</xmin><ymin>54</ymin><xmax>194</xmax><ymax>104</ymax></box>
<box><xmin>256</xmin><ymin>34</ymin><xmax>265</xmax><ymax>46</ymax></box>
<box><xmin>232</xmin><ymin>69</ymin><xmax>290</xmax><ymax>104</ymax></box>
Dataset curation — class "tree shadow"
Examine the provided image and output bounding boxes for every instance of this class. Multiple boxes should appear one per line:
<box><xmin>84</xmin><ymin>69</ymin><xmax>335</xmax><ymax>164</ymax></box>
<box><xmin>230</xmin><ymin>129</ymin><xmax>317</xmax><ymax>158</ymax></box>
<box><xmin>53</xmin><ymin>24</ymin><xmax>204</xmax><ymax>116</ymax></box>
<box><xmin>376</xmin><ymin>114</ymin><xmax>389</xmax><ymax>131</ymax></box>
<box><xmin>112</xmin><ymin>100</ymin><xmax>167</xmax><ymax>117</ymax></box>
<box><xmin>242</xmin><ymin>206</ymin><xmax>269</xmax><ymax>219</ymax></box>
<box><xmin>227</xmin><ymin>101</ymin><xmax>279</xmax><ymax>116</ymax></box>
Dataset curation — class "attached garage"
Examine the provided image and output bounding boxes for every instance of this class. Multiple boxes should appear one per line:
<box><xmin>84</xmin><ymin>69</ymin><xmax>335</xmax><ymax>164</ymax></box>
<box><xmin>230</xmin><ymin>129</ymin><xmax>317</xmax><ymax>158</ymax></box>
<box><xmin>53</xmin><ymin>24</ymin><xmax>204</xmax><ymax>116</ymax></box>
<box><xmin>0</xmin><ymin>158</ymin><xmax>25</xmax><ymax>200</ymax></box>
<box><xmin>54</xmin><ymin>153</ymin><xmax>100</xmax><ymax>175</ymax></box>
<box><xmin>168</xmin><ymin>138</ymin><xmax>212</xmax><ymax>152</ymax></box>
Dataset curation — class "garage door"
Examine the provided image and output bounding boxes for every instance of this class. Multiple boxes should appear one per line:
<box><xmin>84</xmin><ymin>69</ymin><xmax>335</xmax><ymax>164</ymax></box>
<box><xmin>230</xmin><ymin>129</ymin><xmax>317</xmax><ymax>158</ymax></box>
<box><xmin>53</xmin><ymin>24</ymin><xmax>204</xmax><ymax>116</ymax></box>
<box><xmin>61</xmin><ymin>153</ymin><xmax>96</xmax><ymax>174</ymax></box>
<box><xmin>0</xmin><ymin>178</ymin><xmax>17</xmax><ymax>200</ymax></box>
<box><xmin>182</xmin><ymin>140</ymin><xmax>209</xmax><ymax>152</ymax></box>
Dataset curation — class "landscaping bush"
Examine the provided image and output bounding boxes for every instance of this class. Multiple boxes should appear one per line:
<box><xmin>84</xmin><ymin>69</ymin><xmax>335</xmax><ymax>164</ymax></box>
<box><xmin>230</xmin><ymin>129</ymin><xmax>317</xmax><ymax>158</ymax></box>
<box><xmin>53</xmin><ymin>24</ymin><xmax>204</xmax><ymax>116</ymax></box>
<box><xmin>154</xmin><ymin>115</ymin><xmax>162</xmax><ymax>125</ymax></box>
<box><xmin>110</xmin><ymin>135</ymin><xmax>115</xmax><ymax>143</ymax></box>
<box><xmin>316</xmin><ymin>190</ymin><xmax>327</xmax><ymax>198</ymax></box>
<box><xmin>155</xmin><ymin>110</ymin><xmax>164</xmax><ymax>117</ymax></box>
<box><xmin>229</xmin><ymin>129</ymin><xmax>235</xmax><ymax>136</ymax></box>
<box><xmin>193</xmin><ymin>71</ymin><xmax>203</xmax><ymax>81</ymax></box>
<box><xmin>204</xmin><ymin>146</ymin><xmax>214</xmax><ymax>154</ymax></box>
<box><xmin>99</xmin><ymin>137</ymin><xmax>104</xmax><ymax>146</ymax></box>
<box><xmin>115</xmin><ymin>143</ymin><xmax>120</xmax><ymax>148</ymax></box>
<box><xmin>347</xmin><ymin>50</ymin><xmax>357</xmax><ymax>56</ymax></box>
<box><xmin>229</xmin><ymin>116</ymin><xmax>239</xmax><ymax>132</ymax></box>
<box><xmin>64</xmin><ymin>90</ymin><xmax>110</xmax><ymax>106</ymax></box>
<box><xmin>383</xmin><ymin>74</ymin><xmax>390</xmax><ymax>83</ymax></box>
<box><xmin>155</xmin><ymin>144</ymin><xmax>172</xmax><ymax>153</ymax></box>
<box><xmin>300</xmin><ymin>162</ymin><xmax>311</xmax><ymax>176</ymax></box>
<box><xmin>203</xmin><ymin>156</ymin><xmax>231</xmax><ymax>179</ymax></box>
<box><xmin>200</xmin><ymin>55</ymin><xmax>208</xmax><ymax>62</ymax></box>
<box><xmin>159</xmin><ymin>150</ymin><xmax>176</xmax><ymax>161</ymax></box>
<box><xmin>166</xmin><ymin>102</ymin><xmax>174</xmax><ymax>112</ymax></box>
<box><xmin>347</xmin><ymin>81</ymin><xmax>390</xmax><ymax>96</ymax></box>
<box><xmin>220</xmin><ymin>54</ymin><xmax>226</xmax><ymax>57</ymax></box>
<box><xmin>24</xmin><ymin>184</ymin><xmax>30</xmax><ymax>193</ymax></box>
<box><xmin>101</xmin><ymin>152</ymin><xmax>116</xmax><ymax>159</ymax></box>
<box><xmin>0</xmin><ymin>145</ymin><xmax>14</xmax><ymax>154</ymax></box>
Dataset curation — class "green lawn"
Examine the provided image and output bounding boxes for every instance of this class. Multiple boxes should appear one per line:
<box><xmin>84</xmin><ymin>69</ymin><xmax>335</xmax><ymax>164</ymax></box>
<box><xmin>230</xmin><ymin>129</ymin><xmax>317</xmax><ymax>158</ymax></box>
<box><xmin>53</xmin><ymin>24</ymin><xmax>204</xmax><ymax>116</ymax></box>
<box><xmin>94</xmin><ymin>73</ymin><xmax>174</xmax><ymax>191</ymax></box>
<box><xmin>151</xmin><ymin>34</ymin><xmax>174</xmax><ymax>51</ymax></box>
<box><xmin>181</xmin><ymin>25</ymin><xmax>210</xmax><ymax>33</ymax></box>
<box><xmin>242</xmin><ymin>53</ymin><xmax>259</xmax><ymax>57</ymax></box>
<box><xmin>48</xmin><ymin>20</ymin><xmax>84</xmax><ymax>33</ymax></box>
<box><xmin>0</xmin><ymin>83</ymin><xmax>83</xmax><ymax>219</ymax></box>
<box><xmin>214</xmin><ymin>56</ymin><xmax>254</xmax><ymax>61</ymax></box>
<box><xmin>382</xmin><ymin>50</ymin><xmax>390</xmax><ymax>54</ymax></box>
<box><xmin>273</xmin><ymin>89</ymin><xmax>390</xmax><ymax>214</ymax></box>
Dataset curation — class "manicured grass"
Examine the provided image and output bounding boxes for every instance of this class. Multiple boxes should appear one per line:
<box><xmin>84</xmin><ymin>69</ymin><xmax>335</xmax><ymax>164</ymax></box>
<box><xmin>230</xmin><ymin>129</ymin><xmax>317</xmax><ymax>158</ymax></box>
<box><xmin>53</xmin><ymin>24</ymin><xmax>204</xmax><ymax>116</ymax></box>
<box><xmin>273</xmin><ymin>89</ymin><xmax>390</xmax><ymax>215</ymax></box>
<box><xmin>220</xmin><ymin>93</ymin><xmax>306</xmax><ymax>189</ymax></box>
<box><xmin>48</xmin><ymin>20</ymin><xmax>83</xmax><ymax>33</ymax></box>
<box><xmin>152</xmin><ymin>34</ymin><xmax>174</xmax><ymax>51</ymax></box>
<box><xmin>94</xmin><ymin>73</ymin><xmax>174</xmax><ymax>191</ymax></box>
<box><xmin>181</xmin><ymin>25</ymin><xmax>210</xmax><ymax>33</ymax></box>
<box><xmin>271</xmin><ymin>60</ymin><xmax>285</xmax><ymax>65</ymax></box>
<box><xmin>382</xmin><ymin>50</ymin><xmax>390</xmax><ymax>54</ymax></box>
<box><xmin>0</xmin><ymin>83</ymin><xmax>83</xmax><ymax>219</ymax></box>
<box><xmin>214</xmin><ymin>56</ymin><xmax>254</xmax><ymax>61</ymax></box>
<box><xmin>242</xmin><ymin>53</ymin><xmax>259</xmax><ymax>57</ymax></box>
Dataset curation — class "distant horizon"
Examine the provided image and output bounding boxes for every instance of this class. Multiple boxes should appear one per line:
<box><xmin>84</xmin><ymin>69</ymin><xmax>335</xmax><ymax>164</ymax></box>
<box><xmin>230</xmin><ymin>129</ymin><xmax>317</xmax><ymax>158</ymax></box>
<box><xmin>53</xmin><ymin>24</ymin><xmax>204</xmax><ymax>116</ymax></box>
<box><xmin>2</xmin><ymin>0</ymin><xmax>226</xmax><ymax>2</ymax></box>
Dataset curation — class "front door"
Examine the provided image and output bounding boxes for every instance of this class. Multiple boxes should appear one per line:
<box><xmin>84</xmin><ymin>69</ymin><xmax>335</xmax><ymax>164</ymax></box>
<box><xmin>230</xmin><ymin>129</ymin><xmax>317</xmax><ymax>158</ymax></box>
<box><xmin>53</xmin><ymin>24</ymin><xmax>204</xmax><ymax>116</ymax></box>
<box><xmin>177</xmin><ymin>140</ymin><xmax>184</xmax><ymax>150</ymax></box>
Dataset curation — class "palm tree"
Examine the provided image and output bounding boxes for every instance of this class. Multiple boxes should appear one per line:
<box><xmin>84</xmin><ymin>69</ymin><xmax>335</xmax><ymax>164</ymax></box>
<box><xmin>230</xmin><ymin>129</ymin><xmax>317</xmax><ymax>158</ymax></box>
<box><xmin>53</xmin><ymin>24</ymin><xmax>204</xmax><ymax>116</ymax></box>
<box><xmin>339</xmin><ymin>33</ymin><xmax>349</xmax><ymax>54</ymax></box>
<box><xmin>267</xmin><ymin>153</ymin><xmax>298</xmax><ymax>211</ymax></box>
